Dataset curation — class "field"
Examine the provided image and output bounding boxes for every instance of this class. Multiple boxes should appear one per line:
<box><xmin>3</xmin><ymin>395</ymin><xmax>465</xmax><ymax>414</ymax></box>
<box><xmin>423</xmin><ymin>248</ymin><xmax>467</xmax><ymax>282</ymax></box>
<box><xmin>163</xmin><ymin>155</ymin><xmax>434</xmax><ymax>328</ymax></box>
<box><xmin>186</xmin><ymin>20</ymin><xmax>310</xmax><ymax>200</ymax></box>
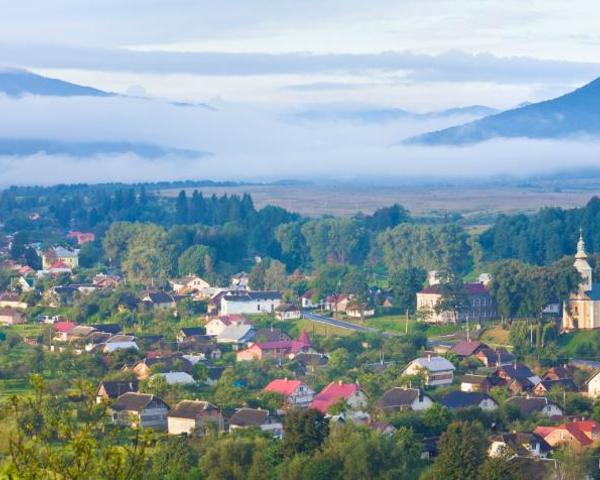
<box><xmin>160</xmin><ymin>182</ymin><xmax>600</xmax><ymax>221</ymax></box>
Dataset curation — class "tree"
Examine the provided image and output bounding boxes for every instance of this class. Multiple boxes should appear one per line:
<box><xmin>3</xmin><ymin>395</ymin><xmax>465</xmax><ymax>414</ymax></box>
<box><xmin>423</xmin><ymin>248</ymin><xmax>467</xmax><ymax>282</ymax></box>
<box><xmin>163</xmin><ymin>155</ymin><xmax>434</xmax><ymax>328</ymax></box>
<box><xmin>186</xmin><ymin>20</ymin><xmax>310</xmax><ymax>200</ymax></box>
<box><xmin>389</xmin><ymin>267</ymin><xmax>427</xmax><ymax>314</ymax></box>
<box><xmin>177</xmin><ymin>244</ymin><xmax>214</xmax><ymax>277</ymax></box>
<box><xmin>282</xmin><ymin>408</ymin><xmax>329</xmax><ymax>456</ymax></box>
<box><xmin>478</xmin><ymin>456</ymin><xmax>521</xmax><ymax>480</ymax></box>
<box><xmin>175</xmin><ymin>190</ymin><xmax>189</xmax><ymax>224</ymax></box>
<box><xmin>434</xmin><ymin>275</ymin><xmax>470</xmax><ymax>324</ymax></box>
<box><xmin>121</xmin><ymin>224</ymin><xmax>173</xmax><ymax>285</ymax></box>
<box><xmin>149</xmin><ymin>436</ymin><xmax>199</xmax><ymax>479</ymax></box>
<box><xmin>264</xmin><ymin>259</ymin><xmax>288</xmax><ymax>291</ymax></box>
<box><xmin>431</xmin><ymin>421</ymin><xmax>487</xmax><ymax>480</ymax></box>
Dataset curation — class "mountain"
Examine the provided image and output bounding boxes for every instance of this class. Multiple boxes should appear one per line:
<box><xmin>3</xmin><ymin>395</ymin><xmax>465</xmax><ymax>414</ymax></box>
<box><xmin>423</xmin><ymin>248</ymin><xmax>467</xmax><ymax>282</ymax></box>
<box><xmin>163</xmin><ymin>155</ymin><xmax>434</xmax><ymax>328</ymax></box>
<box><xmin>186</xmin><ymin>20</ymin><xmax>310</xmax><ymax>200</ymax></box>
<box><xmin>0</xmin><ymin>139</ymin><xmax>208</xmax><ymax>158</ymax></box>
<box><xmin>290</xmin><ymin>104</ymin><xmax>498</xmax><ymax>124</ymax></box>
<box><xmin>0</xmin><ymin>68</ymin><xmax>112</xmax><ymax>97</ymax></box>
<box><xmin>406</xmin><ymin>77</ymin><xmax>600</xmax><ymax>145</ymax></box>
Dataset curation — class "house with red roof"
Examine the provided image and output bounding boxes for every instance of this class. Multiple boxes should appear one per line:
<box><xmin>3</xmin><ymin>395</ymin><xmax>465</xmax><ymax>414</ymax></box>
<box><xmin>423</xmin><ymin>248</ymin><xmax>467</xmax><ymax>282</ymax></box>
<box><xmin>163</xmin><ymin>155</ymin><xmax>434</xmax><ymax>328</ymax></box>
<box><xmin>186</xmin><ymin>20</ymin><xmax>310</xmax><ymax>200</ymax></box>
<box><xmin>236</xmin><ymin>331</ymin><xmax>314</xmax><ymax>362</ymax></box>
<box><xmin>450</xmin><ymin>340</ymin><xmax>488</xmax><ymax>358</ymax></box>
<box><xmin>535</xmin><ymin>420</ymin><xmax>600</xmax><ymax>450</ymax></box>
<box><xmin>53</xmin><ymin>321</ymin><xmax>78</xmax><ymax>341</ymax></box>
<box><xmin>310</xmin><ymin>381</ymin><xmax>368</xmax><ymax>414</ymax></box>
<box><xmin>68</xmin><ymin>231</ymin><xmax>96</xmax><ymax>245</ymax></box>
<box><xmin>416</xmin><ymin>282</ymin><xmax>496</xmax><ymax>323</ymax></box>
<box><xmin>263</xmin><ymin>378</ymin><xmax>315</xmax><ymax>408</ymax></box>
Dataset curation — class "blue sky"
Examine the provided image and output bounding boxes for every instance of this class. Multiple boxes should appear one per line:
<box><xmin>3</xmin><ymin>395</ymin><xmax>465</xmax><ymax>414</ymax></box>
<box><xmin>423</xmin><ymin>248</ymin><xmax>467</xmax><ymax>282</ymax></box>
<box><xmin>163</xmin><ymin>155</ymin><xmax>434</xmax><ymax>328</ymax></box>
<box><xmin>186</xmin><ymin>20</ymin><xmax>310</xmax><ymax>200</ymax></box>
<box><xmin>1</xmin><ymin>1</ymin><xmax>600</xmax><ymax>184</ymax></box>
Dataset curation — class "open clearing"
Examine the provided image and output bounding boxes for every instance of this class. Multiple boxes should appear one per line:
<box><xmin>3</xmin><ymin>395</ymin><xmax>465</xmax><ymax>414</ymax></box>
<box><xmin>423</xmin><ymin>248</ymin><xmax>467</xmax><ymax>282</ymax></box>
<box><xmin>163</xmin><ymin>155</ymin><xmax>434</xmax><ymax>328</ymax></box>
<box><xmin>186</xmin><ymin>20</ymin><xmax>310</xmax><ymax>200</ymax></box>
<box><xmin>160</xmin><ymin>183</ymin><xmax>600</xmax><ymax>220</ymax></box>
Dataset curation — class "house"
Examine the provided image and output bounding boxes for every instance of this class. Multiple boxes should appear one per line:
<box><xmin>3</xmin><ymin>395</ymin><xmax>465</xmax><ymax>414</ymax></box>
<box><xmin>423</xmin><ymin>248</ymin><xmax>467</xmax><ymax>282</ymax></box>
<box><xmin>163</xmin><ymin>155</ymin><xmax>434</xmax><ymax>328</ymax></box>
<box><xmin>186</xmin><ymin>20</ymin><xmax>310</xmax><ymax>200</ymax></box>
<box><xmin>64</xmin><ymin>325</ymin><xmax>96</xmax><ymax>343</ymax></box>
<box><xmin>154</xmin><ymin>372</ymin><xmax>196</xmax><ymax>385</ymax></box>
<box><xmin>228</xmin><ymin>408</ymin><xmax>283</xmax><ymax>438</ymax></box>
<box><xmin>142</xmin><ymin>291</ymin><xmax>177</xmax><ymax>312</ymax></box>
<box><xmin>292</xmin><ymin>353</ymin><xmax>329</xmax><ymax>375</ymax></box>
<box><xmin>533</xmin><ymin>379</ymin><xmax>577</xmax><ymax>396</ymax></box>
<box><xmin>230</xmin><ymin>272</ymin><xmax>250</xmax><ymax>290</ymax></box>
<box><xmin>324</xmin><ymin>294</ymin><xmax>350</xmax><ymax>313</ymax></box>
<box><xmin>263</xmin><ymin>379</ymin><xmax>315</xmax><ymax>408</ymax></box>
<box><xmin>177</xmin><ymin>327</ymin><xmax>206</xmax><ymax>343</ymax></box>
<box><xmin>168</xmin><ymin>400</ymin><xmax>224</xmax><ymax>435</ymax></box>
<box><xmin>0</xmin><ymin>307</ymin><xmax>26</xmax><ymax>325</ymax></box>
<box><xmin>216</xmin><ymin>324</ymin><xmax>255</xmax><ymax>345</ymax></box>
<box><xmin>345</xmin><ymin>300</ymin><xmax>375</xmax><ymax>318</ymax></box>
<box><xmin>52</xmin><ymin>321</ymin><xmax>78</xmax><ymax>341</ymax></box>
<box><xmin>586</xmin><ymin>369</ymin><xmax>600</xmax><ymax>398</ymax></box>
<box><xmin>475</xmin><ymin>348</ymin><xmax>516</xmax><ymax>367</ymax></box>
<box><xmin>310</xmin><ymin>381</ymin><xmax>367</xmax><ymax>414</ymax></box>
<box><xmin>236</xmin><ymin>331</ymin><xmax>314</xmax><ymax>362</ymax></box>
<box><xmin>220</xmin><ymin>291</ymin><xmax>282</xmax><ymax>315</ymax></box>
<box><xmin>274</xmin><ymin>303</ymin><xmax>302</xmax><ymax>321</ymax></box>
<box><xmin>205</xmin><ymin>314</ymin><xmax>248</xmax><ymax>336</ymax></box>
<box><xmin>489</xmin><ymin>432</ymin><xmax>551</xmax><ymax>459</ymax></box>
<box><xmin>450</xmin><ymin>340</ymin><xmax>487</xmax><ymax>358</ymax></box>
<box><xmin>377</xmin><ymin>387</ymin><xmax>433</xmax><ymax>412</ymax></box>
<box><xmin>96</xmin><ymin>380</ymin><xmax>139</xmax><ymax>403</ymax></box>
<box><xmin>131</xmin><ymin>355</ymin><xmax>193</xmax><ymax>380</ymax></box>
<box><xmin>90</xmin><ymin>323</ymin><xmax>121</xmax><ymax>335</ymax></box>
<box><xmin>185</xmin><ymin>343</ymin><xmax>222</xmax><ymax>360</ymax></box>
<box><xmin>494</xmin><ymin>364</ymin><xmax>541</xmax><ymax>394</ymax></box>
<box><xmin>416</xmin><ymin>282</ymin><xmax>496</xmax><ymax>323</ymax></box>
<box><xmin>535</xmin><ymin>420</ymin><xmax>600</xmax><ymax>449</ymax></box>
<box><xmin>45</xmin><ymin>285</ymin><xmax>78</xmax><ymax>307</ymax></box>
<box><xmin>16</xmin><ymin>275</ymin><xmax>35</xmax><ymax>293</ymax></box>
<box><xmin>254</xmin><ymin>327</ymin><xmax>291</xmax><ymax>343</ymax></box>
<box><xmin>543</xmin><ymin>365</ymin><xmax>576</xmax><ymax>381</ymax></box>
<box><xmin>506</xmin><ymin>396</ymin><xmax>563</xmax><ymax>417</ymax></box>
<box><xmin>0</xmin><ymin>292</ymin><xmax>28</xmax><ymax>310</ymax></box>
<box><xmin>93</xmin><ymin>273</ymin><xmax>123</xmax><ymax>289</ymax></box>
<box><xmin>110</xmin><ymin>392</ymin><xmax>169</xmax><ymax>429</ymax></box>
<box><xmin>301</xmin><ymin>289</ymin><xmax>319</xmax><ymax>309</ymax></box>
<box><xmin>460</xmin><ymin>374</ymin><xmax>492</xmax><ymax>393</ymax></box>
<box><xmin>441</xmin><ymin>391</ymin><xmax>498</xmax><ymax>411</ymax></box>
<box><xmin>403</xmin><ymin>355</ymin><xmax>456</xmax><ymax>387</ymax></box>
<box><xmin>169</xmin><ymin>275</ymin><xmax>211</xmax><ymax>295</ymax></box>
<box><xmin>67</xmin><ymin>231</ymin><xmax>95</xmax><ymax>245</ymax></box>
<box><xmin>102</xmin><ymin>341</ymin><xmax>139</xmax><ymax>354</ymax></box>
<box><xmin>42</xmin><ymin>246</ymin><xmax>79</xmax><ymax>270</ymax></box>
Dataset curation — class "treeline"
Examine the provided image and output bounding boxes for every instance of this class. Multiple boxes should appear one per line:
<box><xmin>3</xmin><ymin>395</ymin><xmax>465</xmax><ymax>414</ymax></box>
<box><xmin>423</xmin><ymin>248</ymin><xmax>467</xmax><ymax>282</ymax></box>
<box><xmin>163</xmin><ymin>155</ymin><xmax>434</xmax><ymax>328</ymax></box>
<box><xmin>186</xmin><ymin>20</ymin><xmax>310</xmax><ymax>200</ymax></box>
<box><xmin>481</xmin><ymin>196</ymin><xmax>600</xmax><ymax>265</ymax></box>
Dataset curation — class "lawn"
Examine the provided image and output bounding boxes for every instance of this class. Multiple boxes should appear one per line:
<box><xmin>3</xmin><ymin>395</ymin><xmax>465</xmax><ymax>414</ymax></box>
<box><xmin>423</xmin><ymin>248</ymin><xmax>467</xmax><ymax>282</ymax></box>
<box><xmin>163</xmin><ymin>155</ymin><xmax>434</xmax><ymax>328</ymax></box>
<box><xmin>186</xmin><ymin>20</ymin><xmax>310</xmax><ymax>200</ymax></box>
<box><xmin>0</xmin><ymin>378</ymin><xmax>32</xmax><ymax>398</ymax></box>
<box><xmin>1</xmin><ymin>323</ymin><xmax>46</xmax><ymax>338</ymax></box>
<box><xmin>348</xmin><ymin>314</ymin><xmax>463</xmax><ymax>338</ymax></box>
<box><xmin>556</xmin><ymin>330</ymin><xmax>600</xmax><ymax>356</ymax></box>
<box><xmin>479</xmin><ymin>323</ymin><xmax>512</xmax><ymax>347</ymax></box>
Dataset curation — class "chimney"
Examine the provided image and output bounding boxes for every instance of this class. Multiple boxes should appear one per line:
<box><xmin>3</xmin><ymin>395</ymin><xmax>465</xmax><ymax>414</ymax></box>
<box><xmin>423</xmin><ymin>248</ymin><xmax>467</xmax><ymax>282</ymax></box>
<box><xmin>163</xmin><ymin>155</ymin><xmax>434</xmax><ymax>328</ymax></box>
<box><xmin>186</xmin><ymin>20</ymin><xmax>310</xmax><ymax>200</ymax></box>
<box><xmin>338</xmin><ymin>380</ymin><xmax>342</xmax><ymax>385</ymax></box>
<box><xmin>427</xmin><ymin>353</ymin><xmax>432</xmax><ymax>362</ymax></box>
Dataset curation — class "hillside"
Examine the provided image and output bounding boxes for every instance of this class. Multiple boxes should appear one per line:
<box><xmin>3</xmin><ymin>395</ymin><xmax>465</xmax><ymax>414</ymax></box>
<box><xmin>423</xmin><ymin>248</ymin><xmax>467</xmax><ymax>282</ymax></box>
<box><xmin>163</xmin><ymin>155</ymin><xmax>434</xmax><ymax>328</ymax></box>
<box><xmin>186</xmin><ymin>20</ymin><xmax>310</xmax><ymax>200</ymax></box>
<box><xmin>0</xmin><ymin>68</ymin><xmax>112</xmax><ymax>97</ymax></box>
<box><xmin>406</xmin><ymin>77</ymin><xmax>600</xmax><ymax>145</ymax></box>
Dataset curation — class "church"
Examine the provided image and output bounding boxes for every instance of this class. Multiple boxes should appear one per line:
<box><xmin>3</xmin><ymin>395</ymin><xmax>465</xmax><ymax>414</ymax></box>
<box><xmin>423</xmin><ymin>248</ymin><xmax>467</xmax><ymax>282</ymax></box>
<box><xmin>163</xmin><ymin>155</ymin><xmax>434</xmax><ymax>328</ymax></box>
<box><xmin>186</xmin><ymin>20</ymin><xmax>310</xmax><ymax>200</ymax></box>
<box><xmin>562</xmin><ymin>232</ymin><xmax>600</xmax><ymax>330</ymax></box>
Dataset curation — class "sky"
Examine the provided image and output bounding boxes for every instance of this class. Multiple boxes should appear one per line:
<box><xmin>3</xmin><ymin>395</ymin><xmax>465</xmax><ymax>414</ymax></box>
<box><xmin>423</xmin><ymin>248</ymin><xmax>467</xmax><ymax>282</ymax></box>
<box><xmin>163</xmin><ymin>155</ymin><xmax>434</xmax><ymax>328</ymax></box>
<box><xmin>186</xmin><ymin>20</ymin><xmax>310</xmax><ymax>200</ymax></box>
<box><xmin>1</xmin><ymin>1</ymin><xmax>600</xmax><ymax>184</ymax></box>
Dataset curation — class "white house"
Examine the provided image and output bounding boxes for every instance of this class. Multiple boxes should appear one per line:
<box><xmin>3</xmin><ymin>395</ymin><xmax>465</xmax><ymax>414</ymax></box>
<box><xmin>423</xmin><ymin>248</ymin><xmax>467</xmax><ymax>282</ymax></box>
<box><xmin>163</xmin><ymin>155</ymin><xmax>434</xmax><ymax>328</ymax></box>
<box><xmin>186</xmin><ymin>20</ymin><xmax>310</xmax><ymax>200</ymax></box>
<box><xmin>403</xmin><ymin>355</ymin><xmax>456</xmax><ymax>387</ymax></box>
<box><xmin>275</xmin><ymin>304</ymin><xmax>302</xmax><ymax>321</ymax></box>
<box><xmin>205</xmin><ymin>314</ymin><xmax>248</xmax><ymax>336</ymax></box>
<box><xmin>378</xmin><ymin>387</ymin><xmax>434</xmax><ymax>412</ymax></box>
<box><xmin>505</xmin><ymin>396</ymin><xmax>564</xmax><ymax>417</ymax></box>
<box><xmin>220</xmin><ymin>291</ymin><xmax>282</xmax><ymax>315</ymax></box>
<box><xmin>169</xmin><ymin>276</ymin><xmax>211</xmax><ymax>295</ymax></box>
<box><xmin>263</xmin><ymin>379</ymin><xmax>315</xmax><ymax>408</ymax></box>
<box><xmin>167</xmin><ymin>400</ymin><xmax>224</xmax><ymax>435</ymax></box>
<box><xmin>587</xmin><ymin>370</ymin><xmax>600</xmax><ymax>398</ymax></box>
<box><xmin>441</xmin><ymin>391</ymin><xmax>498</xmax><ymax>411</ymax></box>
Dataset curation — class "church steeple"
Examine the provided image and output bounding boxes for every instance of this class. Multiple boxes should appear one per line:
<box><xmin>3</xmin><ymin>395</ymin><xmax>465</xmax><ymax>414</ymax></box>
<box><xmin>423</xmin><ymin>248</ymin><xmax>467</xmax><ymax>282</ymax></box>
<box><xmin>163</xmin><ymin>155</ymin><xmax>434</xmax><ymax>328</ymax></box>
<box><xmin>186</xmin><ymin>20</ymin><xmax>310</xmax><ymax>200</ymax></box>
<box><xmin>574</xmin><ymin>228</ymin><xmax>593</xmax><ymax>292</ymax></box>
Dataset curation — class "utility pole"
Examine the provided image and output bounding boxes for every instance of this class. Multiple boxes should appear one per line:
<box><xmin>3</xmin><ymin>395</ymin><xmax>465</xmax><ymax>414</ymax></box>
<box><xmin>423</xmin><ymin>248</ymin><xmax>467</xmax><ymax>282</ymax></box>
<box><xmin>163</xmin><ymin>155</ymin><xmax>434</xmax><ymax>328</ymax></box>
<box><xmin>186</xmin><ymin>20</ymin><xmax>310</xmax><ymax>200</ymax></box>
<box><xmin>405</xmin><ymin>309</ymin><xmax>409</xmax><ymax>335</ymax></box>
<box><xmin>466</xmin><ymin>313</ymin><xmax>471</xmax><ymax>342</ymax></box>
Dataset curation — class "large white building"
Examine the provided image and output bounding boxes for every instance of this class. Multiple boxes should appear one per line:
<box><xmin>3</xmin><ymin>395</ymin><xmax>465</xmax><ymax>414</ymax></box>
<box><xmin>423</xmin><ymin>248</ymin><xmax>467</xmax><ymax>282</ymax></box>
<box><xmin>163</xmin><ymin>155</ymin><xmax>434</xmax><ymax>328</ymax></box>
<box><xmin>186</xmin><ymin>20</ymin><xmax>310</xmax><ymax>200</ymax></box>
<box><xmin>220</xmin><ymin>291</ymin><xmax>282</xmax><ymax>315</ymax></box>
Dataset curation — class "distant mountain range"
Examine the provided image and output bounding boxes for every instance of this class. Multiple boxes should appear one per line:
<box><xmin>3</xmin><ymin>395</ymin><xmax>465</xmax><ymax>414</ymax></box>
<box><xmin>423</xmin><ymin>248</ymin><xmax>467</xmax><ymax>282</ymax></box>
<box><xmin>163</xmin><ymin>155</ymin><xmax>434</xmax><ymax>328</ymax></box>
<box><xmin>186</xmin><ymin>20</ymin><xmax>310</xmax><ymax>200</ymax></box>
<box><xmin>0</xmin><ymin>139</ymin><xmax>208</xmax><ymax>158</ymax></box>
<box><xmin>290</xmin><ymin>104</ymin><xmax>499</xmax><ymax>123</ymax></box>
<box><xmin>0</xmin><ymin>68</ymin><xmax>112</xmax><ymax>97</ymax></box>
<box><xmin>406</xmin><ymin>77</ymin><xmax>600</xmax><ymax>145</ymax></box>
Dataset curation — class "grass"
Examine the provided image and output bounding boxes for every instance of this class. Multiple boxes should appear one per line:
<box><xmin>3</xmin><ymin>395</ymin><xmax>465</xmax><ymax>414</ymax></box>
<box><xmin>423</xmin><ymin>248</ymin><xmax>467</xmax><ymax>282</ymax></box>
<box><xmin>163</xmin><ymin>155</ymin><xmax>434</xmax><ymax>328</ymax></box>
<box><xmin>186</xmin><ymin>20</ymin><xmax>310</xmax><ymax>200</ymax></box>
<box><xmin>0</xmin><ymin>378</ymin><xmax>31</xmax><ymax>398</ymax></box>
<box><xmin>556</xmin><ymin>330</ymin><xmax>600</xmax><ymax>356</ymax></box>
<box><xmin>342</xmin><ymin>314</ymin><xmax>463</xmax><ymax>338</ymax></box>
<box><xmin>1</xmin><ymin>323</ymin><xmax>46</xmax><ymax>338</ymax></box>
<box><xmin>479</xmin><ymin>323</ymin><xmax>511</xmax><ymax>347</ymax></box>
<box><xmin>290</xmin><ymin>319</ymin><xmax>355</xmax><ymax>338</ymax></box>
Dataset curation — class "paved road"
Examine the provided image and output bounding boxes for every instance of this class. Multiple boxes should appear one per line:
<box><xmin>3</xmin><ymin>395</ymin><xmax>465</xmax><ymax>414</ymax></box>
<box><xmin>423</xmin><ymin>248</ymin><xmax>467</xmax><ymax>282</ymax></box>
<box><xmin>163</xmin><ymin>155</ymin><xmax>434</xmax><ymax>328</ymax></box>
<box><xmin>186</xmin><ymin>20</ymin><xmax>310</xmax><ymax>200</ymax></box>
<box><xmin>302</xmin><ymin>311</ymin><xmax>380</xmax><ymax>334</ymax></box>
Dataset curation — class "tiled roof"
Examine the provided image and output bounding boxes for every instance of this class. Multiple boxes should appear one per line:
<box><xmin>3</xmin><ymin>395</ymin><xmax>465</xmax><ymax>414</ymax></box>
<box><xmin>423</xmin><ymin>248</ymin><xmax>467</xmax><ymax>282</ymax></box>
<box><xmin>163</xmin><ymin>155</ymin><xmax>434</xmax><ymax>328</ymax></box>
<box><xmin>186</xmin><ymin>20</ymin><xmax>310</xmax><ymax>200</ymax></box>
<box><xmin>111</xmin><ymin>392</ymin><xmax>168</xmax><ymax>412</ymax></box>
<box><xmin>410</xmin><ymin>356</ymin><xmax>456</xmax><ymax>372</ymax></box>
<box><xmin>441</xmin><ymin>391</ymin><xmax>495</xmax><ymax>409</ymax></box>
<box><xmin>378</xmin><ymin>388</ymin><xmax>427</xmax><ymax>409</ymax></box>
<box><xmin>229</xmin><ymin>408</ymin><xmax>268</xmax><ymax>427</ymax></box>
<box><xmin>53</xmin><ymin>321</ymin><xmax>77</xmax><ymax>332</ymax></box>
<box><xmin>264</xmin><ymin>379</ymin><xmax>304</xmax><ymax>397</ymax></box>
<box><xmin>168</xmin><ymin>400</ymin><xmax>218</xmax><ymax>419</ymax></box>
<box><xmin>311</xmin><ymin>382</ymin><xmax>360</xmax><ymax>413</ymax></box>
<box><xmin>451</xmin><ymin>340</ymin><xmax>486</xmax><ymax>357</ymax></box>
<box><xmin>98</xmin><ymin>381</ymin><xmax>138</xmax><ymax>398</ymax></box>
<box><xmin>506</xmin><ymin>396</ymin><xmax>560</xmax><ymax>415</ymax></box>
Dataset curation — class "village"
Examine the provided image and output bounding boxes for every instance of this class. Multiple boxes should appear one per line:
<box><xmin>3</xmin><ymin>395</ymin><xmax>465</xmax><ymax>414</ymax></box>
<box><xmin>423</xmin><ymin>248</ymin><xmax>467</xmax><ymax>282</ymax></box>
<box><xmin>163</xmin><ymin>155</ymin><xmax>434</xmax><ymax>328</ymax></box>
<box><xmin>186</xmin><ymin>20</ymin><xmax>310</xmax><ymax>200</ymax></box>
<box><xmin>2</xmin><ymin>205</ymin><xmax>600</xmax><ymax>479</ymax></box>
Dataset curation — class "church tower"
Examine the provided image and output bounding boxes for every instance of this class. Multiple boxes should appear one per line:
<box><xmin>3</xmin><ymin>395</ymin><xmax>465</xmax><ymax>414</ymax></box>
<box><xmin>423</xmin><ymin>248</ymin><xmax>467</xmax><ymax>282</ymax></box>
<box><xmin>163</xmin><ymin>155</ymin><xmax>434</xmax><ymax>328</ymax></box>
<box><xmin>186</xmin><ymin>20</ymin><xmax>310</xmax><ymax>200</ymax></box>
<box><xmin>574</xmin><ymin>229</ymin><xmax>593</xmax><ymax>292</ymax></box>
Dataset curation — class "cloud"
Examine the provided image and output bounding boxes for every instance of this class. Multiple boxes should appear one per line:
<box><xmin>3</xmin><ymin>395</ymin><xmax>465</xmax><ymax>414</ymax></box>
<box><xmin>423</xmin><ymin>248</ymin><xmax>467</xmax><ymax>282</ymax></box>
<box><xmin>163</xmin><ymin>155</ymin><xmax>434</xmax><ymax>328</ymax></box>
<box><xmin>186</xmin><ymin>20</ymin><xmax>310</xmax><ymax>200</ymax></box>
<box><xmin>1</xmin><ymin>46</ymin><xmax>599</xmax><ymax>85</ymax></box>
<box><xmin>1</xmin><ymin>93</ymin><xmax>600</xmax><ymax>186</ymax></box>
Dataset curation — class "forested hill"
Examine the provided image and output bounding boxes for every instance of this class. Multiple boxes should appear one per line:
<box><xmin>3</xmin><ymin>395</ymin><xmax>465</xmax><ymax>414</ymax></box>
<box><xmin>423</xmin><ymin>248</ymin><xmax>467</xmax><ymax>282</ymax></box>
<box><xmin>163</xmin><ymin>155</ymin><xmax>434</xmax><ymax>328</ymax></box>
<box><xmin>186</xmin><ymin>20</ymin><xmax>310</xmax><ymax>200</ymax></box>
<box><xmin>480</xmin><ymin>196</ymin><xmax>600</xmax><ymax>265</ymax></box>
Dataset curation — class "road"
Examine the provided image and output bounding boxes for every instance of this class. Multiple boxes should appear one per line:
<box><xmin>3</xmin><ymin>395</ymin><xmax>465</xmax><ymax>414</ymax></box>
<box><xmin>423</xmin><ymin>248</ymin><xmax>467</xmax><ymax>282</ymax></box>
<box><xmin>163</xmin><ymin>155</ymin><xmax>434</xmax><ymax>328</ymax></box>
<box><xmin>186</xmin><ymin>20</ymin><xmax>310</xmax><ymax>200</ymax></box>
<box><xmin>302</xmin><ymin>311</ymin><xmax>380</xmax><ymax>334</ymax></box>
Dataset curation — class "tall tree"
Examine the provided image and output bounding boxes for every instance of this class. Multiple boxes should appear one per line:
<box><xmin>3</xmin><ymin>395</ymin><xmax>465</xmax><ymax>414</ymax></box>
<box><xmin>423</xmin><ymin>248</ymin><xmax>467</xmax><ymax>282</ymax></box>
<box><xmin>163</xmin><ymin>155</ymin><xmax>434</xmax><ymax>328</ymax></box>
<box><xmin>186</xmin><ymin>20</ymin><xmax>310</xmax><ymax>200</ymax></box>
<box><xmin>432</xmin><ymin>421</ymin><xmax>487</xmax><ymax>480</ymax></box>
<box><xmin>175</xmin><ymin>190</ymin><xmax>189</xmax><ymax>224</ymax></box>
<box><xmin>282</xmin><ymin>408</ymin><xmax>329</xmax><ymax>456</ymax></box>
<box><xmin>389</xmin><ymin>266</ymin><xmax>427</xmax><ymax>314</ymax></box>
